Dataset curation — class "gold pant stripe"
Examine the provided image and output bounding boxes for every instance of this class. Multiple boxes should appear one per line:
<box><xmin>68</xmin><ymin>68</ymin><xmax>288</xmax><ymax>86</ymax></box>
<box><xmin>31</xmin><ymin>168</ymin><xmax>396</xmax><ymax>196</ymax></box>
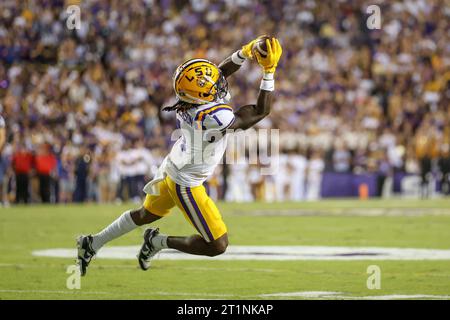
<box><xmin>143</xmin><ymin>176</ymin><xmax>227</xmax><ymax>242</ymax></box>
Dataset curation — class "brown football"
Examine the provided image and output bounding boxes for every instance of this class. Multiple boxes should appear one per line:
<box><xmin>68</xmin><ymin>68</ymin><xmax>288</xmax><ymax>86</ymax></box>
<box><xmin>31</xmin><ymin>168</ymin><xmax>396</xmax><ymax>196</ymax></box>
<box><xmin>252</xmin><ymin>36</ymin><xmax>272</xmax><ymax>58</ymax></box>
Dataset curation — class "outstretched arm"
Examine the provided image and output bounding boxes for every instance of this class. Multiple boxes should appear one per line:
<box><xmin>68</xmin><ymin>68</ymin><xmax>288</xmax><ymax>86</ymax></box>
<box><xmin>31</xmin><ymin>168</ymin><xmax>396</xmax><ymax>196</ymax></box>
<box><xmin>219</xmin><ymin>38</ymin><xmax>260</xmax><ymax>78</ymax></box>
<box><xmin>229</xmin><ymin>87</ymin><xmax>273</xmax><ymax>130</ymax></box>
<box><xmin>218</xmin><ymin>55</ymin><xmax>242</xmax><ymax>79</ymax></box>
<box><xmin>229</xmin><ymin>38</ymin><xmax>282</xmax><ymax>131</ymax></box>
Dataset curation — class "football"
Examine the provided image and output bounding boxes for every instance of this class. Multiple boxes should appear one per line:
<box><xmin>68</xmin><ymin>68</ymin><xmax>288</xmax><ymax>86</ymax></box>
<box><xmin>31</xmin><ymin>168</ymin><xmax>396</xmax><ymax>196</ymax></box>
<box><xmin>252</xmin><ymin>35</ymin><xmax>272</xmax><ymax>58</ymax></box>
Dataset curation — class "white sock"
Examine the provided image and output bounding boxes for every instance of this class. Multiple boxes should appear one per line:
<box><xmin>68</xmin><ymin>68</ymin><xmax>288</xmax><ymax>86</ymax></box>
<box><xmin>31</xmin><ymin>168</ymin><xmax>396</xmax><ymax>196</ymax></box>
<box><xmin>151</xmin><ymin>233</ymin><xmax>168</xmax><ymax>250</ymax></box>
<box><xmin>91</xmin><ymin>210</ymin><xmax>138</xmax><ymax>252</ymax></box>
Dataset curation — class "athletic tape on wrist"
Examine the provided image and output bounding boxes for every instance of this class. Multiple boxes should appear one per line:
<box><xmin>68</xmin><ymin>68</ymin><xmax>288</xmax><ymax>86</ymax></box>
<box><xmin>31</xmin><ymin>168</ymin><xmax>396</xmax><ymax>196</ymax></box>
<box><xmin>263</xmin><ymin>72</ymin><xmax>274</xmax><ymax>80</ymax></box>
<box><xmin>231</xmin><ymin>50</ymin><xmax>246</xmax><ymax>65</ymax></box>
<box><xmin>260</xmin><ymin>72</ymin><xmax>275</xmax><ymax>91</ymax></box>
<box><xmin>260</xmin><ymin>79</ymin><xmax>275</xmax><ymax>91</ymax></box>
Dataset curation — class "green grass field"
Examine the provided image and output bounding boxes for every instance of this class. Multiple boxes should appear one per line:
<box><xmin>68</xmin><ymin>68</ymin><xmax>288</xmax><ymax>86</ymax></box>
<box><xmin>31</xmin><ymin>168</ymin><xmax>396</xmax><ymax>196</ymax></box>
<box><xmin>1</xmin><ymin>199</ymin><xmax>450</xmax><ymax>300</ymax></box>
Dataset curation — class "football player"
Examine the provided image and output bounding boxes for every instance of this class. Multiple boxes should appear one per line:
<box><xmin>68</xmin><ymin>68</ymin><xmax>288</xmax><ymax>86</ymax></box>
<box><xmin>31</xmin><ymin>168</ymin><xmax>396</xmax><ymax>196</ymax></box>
<box><xmin>77</xmin><ymin>37</ymin><xmax>282</xmax><ymax>275</ymax></box>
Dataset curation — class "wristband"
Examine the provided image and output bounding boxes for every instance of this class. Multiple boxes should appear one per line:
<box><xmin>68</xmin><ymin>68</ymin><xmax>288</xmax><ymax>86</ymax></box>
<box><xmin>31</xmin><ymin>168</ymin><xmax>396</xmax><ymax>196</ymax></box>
<box><xmin>262</xmin><ymin>72</ymin><xmax>274</xmax><ymax>80</ymax></box>
<box><xmin>231</xmin><ymin>50</ymin><xmax>246</xmax><ymax>65</ymax></box>
<box><xmin>260</xmin><ymin>72</ymin><xmax>275</xmax><ymax>91</ymax></box>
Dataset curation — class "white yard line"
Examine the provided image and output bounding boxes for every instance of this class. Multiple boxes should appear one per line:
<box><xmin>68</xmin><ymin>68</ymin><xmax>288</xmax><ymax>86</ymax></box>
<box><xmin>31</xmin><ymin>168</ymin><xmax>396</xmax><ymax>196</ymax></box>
<box><xmin>32</xmin><ymin>245</ymin><xmax>450</xmax><ymax>261</ymax></box>
<box><xmin>245</xmin><ymin>208</ymin><xmax>450</xmax><ymax>217</ymax></box>
<box><xmin>0</xmin><ymin>289</ymin><xmax>239</xmax><ymax>298</ymax></box>
<box><xmin>1</xmin><ymin>289</ymin><xmax>449</xmax><ymax>300</ymax></box>
<box><xmin>259</xmin><ymin>291</ymin><xmax>342</xmax><ymax>298</ymax></box>
<box><xmin>0</xmin><ymin>263</ymin><xmax>277</xmax><ymax>273</ymax></box>
<box><xmin>335</xmin><ymin>294</ymin><xmax>450</xmax><ymax>300</ymax></box>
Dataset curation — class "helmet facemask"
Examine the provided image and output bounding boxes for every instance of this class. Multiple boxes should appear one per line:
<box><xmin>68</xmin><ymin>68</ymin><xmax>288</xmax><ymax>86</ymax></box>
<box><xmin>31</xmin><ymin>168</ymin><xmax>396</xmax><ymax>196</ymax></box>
<box><xmin>207</xmin><ymin>73</ymin><xmax>228</xmax><ymax>102</ymax></box>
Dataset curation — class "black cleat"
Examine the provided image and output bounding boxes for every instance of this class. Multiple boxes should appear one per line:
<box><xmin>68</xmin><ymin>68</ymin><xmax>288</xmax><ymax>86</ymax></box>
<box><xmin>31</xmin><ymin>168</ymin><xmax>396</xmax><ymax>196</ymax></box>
<box><xmin>76</xmin><ymin>235</ymin><xmax>96</xmax><ymax>276</ymax></box>
<box><xmin>137</xmin><ymin>228</ymin><xmax>161</xmax><ymax>271</ymax></box>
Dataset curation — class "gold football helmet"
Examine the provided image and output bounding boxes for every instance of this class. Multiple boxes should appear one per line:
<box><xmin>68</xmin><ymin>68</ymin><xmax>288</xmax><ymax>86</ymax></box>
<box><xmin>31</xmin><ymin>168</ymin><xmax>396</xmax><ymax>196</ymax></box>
<box><xmin>173</xmin><ymin>59</ymin><xmax>228</xmax><ymax>105</ymax></box>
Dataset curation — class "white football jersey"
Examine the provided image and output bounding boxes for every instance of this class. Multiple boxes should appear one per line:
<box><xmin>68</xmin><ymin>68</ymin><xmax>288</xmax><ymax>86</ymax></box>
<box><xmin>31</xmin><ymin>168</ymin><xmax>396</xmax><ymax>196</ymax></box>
<box><xmin>165</xmin><ymin>99</ymin><xmax>235</xmax><ymax>187</ymax></box>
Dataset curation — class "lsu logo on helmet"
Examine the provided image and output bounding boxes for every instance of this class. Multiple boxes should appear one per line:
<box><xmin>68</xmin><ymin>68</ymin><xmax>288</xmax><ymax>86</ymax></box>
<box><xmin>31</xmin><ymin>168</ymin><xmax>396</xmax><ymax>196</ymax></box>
<box><xmin>173</xmin><ymin>59</ymin><xmax>228</xmax><ymax>105</ymax></box>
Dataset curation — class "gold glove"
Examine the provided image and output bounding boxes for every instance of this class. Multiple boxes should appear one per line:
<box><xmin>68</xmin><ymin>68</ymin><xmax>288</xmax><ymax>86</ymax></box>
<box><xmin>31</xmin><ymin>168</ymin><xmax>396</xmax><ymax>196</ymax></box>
<box><xmin>254</xmin><ymin>37</ymin><xmax>282</xmax><ymax>74</ymax></box>
<box><xmin>241</xmin><ymin>35</ymin><xmax>267</xmax><ymax>60</ymax></box>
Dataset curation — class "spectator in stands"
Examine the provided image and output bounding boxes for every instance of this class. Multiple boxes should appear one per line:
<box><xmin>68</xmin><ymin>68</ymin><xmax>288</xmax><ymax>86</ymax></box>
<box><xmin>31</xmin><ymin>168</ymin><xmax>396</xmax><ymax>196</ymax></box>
<box><xmin>73</xmin><ymin>145</ymin><xmax>91</xmax><ymax>203</ymax></box>
<box><xmin>0</xmin><ymin>115</ymin><xmax>6</xmax><ymax>205</ymax></box>
<box><xmin>415</xmin><ymin>124</ymin><xmax>436</xmax><ymax>198</ymax></box>
<box><xmin>438</xmin><ymin>144</ymin><xmax>450</xmax><ymax>195</ymax></box>
<box><xmin>377</xmin><ymin>152</ymin><xmax>392</xmax><ymax>197</ymax></box>
<box><xmin>34</xmin><ymin>143</ymin><xmax>57</xmax><ymax>203</ymax></box>
<box><xmin>59</xmin><ymin>142</ymin><xmax>77</xmax><ymax>203</ymax></box>
<box><xmin>332</xmin><ymin>141</ymin><xmax>352</xmax><ymax>173</ymax></box>
<box><xmin>115</xmin><ymin>142</ymin><xmax>134</xmax><ymax>202</ymax></box>
<box><xmin>94</xmin><ymin>145</ymin><xmax>113</xmax><ymax>204</ymax></box>
<box><xmin>11</xmin><ymin>143</ymin><xmax>33</xmax><ymax>204</ymax></box>
<box><xmin>287</xmin><ymin>147</ymin><xmax>307</xmax><ymax>201</ymax></box>
<box><xmin>306</xmin><ymin>150</ymin><xmax>325</xmax><ymax>201</ymax></box>
<box><xmin>130</xmin><ymin>140</ymin><xmax>154</xmax><ymax>200</ymax></box>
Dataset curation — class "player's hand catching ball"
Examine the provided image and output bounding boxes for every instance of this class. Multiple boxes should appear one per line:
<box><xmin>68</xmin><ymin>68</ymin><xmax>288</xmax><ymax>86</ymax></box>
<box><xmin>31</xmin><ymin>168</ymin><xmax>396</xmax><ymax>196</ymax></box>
<box><xmin>254</xmin><ymin>37</ymin><xmax>282</xmax><ymax>74</ymax></box>
<box><xmin>241</xmin><ymin>35</ymin><xmax>267</xmax><ymax>60</ymax></box>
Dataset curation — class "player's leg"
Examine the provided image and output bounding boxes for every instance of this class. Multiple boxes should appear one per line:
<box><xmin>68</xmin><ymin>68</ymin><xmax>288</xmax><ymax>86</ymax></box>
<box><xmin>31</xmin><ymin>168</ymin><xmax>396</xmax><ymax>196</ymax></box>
<box><xmin>167</xmin><ymin>233</ymin><xmax>228</xmax><ymax>257</ymax></box>
<box><xmin>77</xmin><ymin>206</ymin><xmax>161</xmax><ymax>276</ymax></box>
<box><xmin>138</xmin><ymin>177</ymin><xmax>228</xmax><ymax>270</ymax></box>
<box><xmin>169</xmin><ymin>180</ymin><xmax>228</xmax><ymax>253</ymax></box>
<box><xmin>77</xmin><ymin>178</ymin><xmax>175</xmax><ymax>276</ymax></box>
<box><xmin>90</xmin><ymin>206</ymin><xmax>162</xmax><ymax>252</ymax></box>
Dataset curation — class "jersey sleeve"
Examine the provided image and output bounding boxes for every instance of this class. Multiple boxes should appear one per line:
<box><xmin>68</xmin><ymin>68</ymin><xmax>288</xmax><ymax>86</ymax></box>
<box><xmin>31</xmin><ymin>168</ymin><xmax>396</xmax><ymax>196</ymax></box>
<box><xmin>0</xmin><ymin>116</ymin><xmax>5</xmax><ymax>128</ymax></box>
<box><xmin>198</xmin><ymin>105</ymin><xmax>235</xmax><ymax>132</ymax></box>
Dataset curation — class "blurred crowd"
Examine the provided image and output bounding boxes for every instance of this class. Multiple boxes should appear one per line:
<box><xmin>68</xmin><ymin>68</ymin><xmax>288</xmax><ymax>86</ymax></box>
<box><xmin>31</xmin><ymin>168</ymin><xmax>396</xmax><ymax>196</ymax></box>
<box><xmin>0</xmin><ymin>0</ymin><xmax>449</xmax><ymax>205</ymax></box>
